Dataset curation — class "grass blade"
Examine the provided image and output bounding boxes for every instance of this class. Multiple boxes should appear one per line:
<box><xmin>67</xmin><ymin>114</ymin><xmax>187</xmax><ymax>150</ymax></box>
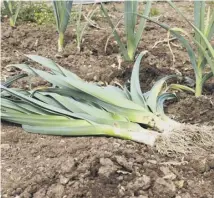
<box><xmin>167</xmin><ymin>84</ymin><xmax>195</xmax><ymax>93</ymax></box>
<box><xmin>202</xmin><ymin>72</ymin><xmax>213</xmax><ymax>84</ymax></box>
<box><xmin>2</xmin><ymin>73</ymin><xmax>28</xmax><ymax>87</ymax></box>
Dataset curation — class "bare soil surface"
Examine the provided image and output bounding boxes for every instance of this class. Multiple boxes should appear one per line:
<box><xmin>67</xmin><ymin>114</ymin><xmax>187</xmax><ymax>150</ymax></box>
<box><xmin>1</xmin><ymin>2</ymin><xmax>214</xmax><ymax>198</ymax></box>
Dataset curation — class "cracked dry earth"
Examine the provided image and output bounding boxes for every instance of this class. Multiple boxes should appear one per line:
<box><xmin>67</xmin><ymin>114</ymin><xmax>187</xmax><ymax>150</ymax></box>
<box><xmin>1</xmin><ymin>1</ymin><xmax>214</xmax><ymax>198</ymax></box>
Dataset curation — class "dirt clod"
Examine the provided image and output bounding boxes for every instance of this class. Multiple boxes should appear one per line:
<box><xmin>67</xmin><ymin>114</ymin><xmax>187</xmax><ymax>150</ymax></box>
<box><xmin>153</xmin><ymin>178</ymin><xmax>176</xmax><ymax>197</ymax></box>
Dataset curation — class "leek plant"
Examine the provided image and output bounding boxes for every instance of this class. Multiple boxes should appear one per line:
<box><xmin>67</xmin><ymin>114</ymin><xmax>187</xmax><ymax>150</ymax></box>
<box><xmin>1</xmin><ymin>53</ymin><xmax>213</xmax><ymax>154</ymax></box>
<box><xmin>76</xmin><ymin>3</ymin><xmax>98</xmax><ymax>52</ymax></box>
<box><xmin>101</xmin><ymin>1</ymin><xmax>152</xmax><ymax>61</ymax></box>
<box><xmin>138</xmin><ymin>1</ymin><xmax>214</xmax><ymax>96</ymax></box>
<box><xmin>52</xmin><ymin>0</ymin><xmax>73</xmax><ymax>52</ymax></box>
<box><xmin>3</xmin><ymin>0</ymin><xmax>21</xmax><ymax>27</ymax></box>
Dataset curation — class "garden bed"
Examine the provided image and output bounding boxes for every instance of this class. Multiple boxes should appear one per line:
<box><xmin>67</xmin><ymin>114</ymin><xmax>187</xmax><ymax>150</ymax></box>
<box><xmin>1</xmin><ymin>2</ymin><xmax>214</xmax><ymax>198</ymax></box>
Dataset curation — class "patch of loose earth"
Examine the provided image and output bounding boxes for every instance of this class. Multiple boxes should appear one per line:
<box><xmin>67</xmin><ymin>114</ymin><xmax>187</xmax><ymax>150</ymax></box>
<box><xmin>1</xmin><ymin>122</ymin><xmax>214</xmax><ymax>198</ymax></box>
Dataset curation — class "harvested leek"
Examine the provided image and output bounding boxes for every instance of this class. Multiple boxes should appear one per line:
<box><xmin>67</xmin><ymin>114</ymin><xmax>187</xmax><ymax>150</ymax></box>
<box><xmin>1</xmin><ymin>53</ymin><xmax>213</xmax><ymax>154</ymax></box>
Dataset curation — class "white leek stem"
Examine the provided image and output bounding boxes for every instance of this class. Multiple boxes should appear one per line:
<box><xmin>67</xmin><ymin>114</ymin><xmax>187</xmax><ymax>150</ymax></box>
<box><xmin>129</xmin><ymin>130</ymin><xmax>160</xmax><ymax>146</ymax></box>
<box><xmin>153</xmin><ymin>116</ymin><xmax>181</xmax><ymax>133</ymax></box>
<box><xmin>111</xmin><ymin>126</ymin><xmax>160</xmax><ymax>147</ymax></box>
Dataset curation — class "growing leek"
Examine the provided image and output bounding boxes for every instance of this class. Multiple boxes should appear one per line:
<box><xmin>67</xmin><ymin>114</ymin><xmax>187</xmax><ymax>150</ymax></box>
<box><xmin>168</xmin><ymin>1</ymin><xmax>214</xmax><ymax>96</ymax></box>
<box><xmin>101</xmin><ymin>1</ymin><xmax>152</xmax><ymax>61</ymax></box>
<box><xmin>3</xmin><ymin>0</ymin><xmax>21</xmax><ymax>27</ymax></box>
<box><xmin>138</xmin><ymin>1</ymin><xmax>214</xmax><ymax>96</ymax></box>
<box><xmin>52</xmin><ymin>0</ymin><xmax>73</xmax><ymax>52</ymax></box>
<box><xmin>76</xmin><ymin>3</ymin><xmax>98</xmax><ymax>52</ymax></box>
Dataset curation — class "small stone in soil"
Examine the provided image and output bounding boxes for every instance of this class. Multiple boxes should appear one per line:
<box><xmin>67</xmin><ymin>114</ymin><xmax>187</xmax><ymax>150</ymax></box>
<box><xmin>59</xmin><ymin>175</ymin><xmax>69</xmax><ymax>185</ymax></box>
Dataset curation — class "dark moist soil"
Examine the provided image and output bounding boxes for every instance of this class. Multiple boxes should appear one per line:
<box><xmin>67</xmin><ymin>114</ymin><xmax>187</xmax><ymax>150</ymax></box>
<box><xmin>1</xmin><ymin>2</ymin><xmax>214</xmax><ymax>198</ymax></box>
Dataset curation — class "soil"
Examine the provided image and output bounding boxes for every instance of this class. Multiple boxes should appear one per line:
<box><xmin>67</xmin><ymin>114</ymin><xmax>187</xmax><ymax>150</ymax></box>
<box><xmin>1</xmin><ymin>2</ymin><xmax>214</xmax><ymax>198</ymax></box>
